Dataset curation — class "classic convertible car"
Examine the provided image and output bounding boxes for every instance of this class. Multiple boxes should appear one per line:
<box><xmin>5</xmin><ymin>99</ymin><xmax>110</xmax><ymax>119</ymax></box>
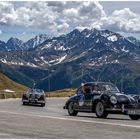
<box><xmin>22</xmin><ymin>89</ymin><xmax>46</xmax><ymax>107</ymax></box>
<box><xmin>63</xmin><ymin>82</ymin><xmax>140</xmax><ymax>120</ymax></box>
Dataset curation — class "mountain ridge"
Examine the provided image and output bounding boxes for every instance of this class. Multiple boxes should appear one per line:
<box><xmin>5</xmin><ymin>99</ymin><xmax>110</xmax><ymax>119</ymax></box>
<box><xmin>0</xmin><ymin>28</ymin><xmax>140</xmax><ymax>94</ymax></box>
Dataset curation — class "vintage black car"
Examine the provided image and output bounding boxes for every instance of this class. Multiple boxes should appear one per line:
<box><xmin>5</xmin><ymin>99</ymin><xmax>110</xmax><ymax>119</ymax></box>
<box><xmin>22</xmin><ymin>89</ymin><xmax>46</xmax><ymax>107</ymax></box>
<box><xmin>64</xmin><ymin>82</ymin><xmax>140</xmax><ymax>120</ymax></box>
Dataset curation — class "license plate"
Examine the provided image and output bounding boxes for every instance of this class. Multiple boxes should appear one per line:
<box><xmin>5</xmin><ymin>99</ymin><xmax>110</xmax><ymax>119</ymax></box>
<box><xmin>127</xmin><ymin>109</ymin><xmax>140</xmax><ymax>115</ymax></box>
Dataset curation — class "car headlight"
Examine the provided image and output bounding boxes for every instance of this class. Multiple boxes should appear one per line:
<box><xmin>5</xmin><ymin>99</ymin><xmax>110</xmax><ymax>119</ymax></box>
<box><xmin>110</xmin><ymin>95</ymin><xmax>117</xmax><ymax>104</ymax></box>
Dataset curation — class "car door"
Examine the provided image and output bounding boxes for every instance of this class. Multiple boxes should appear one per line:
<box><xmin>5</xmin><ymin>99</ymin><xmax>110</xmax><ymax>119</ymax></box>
<box><xmin>76</xmin><ymin>85</ymin><xmax>93</xmax><ymax>112</ymax></box>
<box><xmin>83</xmin><ymin>92</ymin><xmax>93</xmax><ymax>111</ymax></box>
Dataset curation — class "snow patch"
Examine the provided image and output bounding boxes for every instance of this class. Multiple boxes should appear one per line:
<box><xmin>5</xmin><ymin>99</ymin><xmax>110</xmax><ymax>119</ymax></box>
<box><xmin>40</xmin><ymin>56</ymin><xmax>51</xmax><ymax>65</ymax></box>
<box><xmin>34</xmin><ymin>58</ymin><xmax>39</xmax><ymax>62</ymax></box>
<box><xmin>68</xmin><ymin>52</ymin><xmax>87</xmax><ymax>62</ymax></box>
<box><xmin>121</xmin><ymin>47</ymin><xmax>129</xmax><ymax>53</ymax></box>
<box><xmin>0</xmin><ymin>59</ymin><xmax>24</xmax><ymax>66</ymax></box>
<box><xmin>107</xmin><ymin>35</ymin><xmax>118</xmax><ymax>42</ymax></box>
<box><xmin>3</xmin><ymin>89</ymin><xmax>15</xmax><ymax>93</ymax></box>
<box><xmin>96</xmin><ymin>39</ymin><xmax>99</xmax><ymax>43</ymax></box>
<box><xmin>1</xmin><ymin>59</ymin><xmax>7</xmax><ymax>63</ymax></box>
<box><xmin>55</xmin><ymin>55</ymin><xmax>67</xmax><ymax>64</ymax></box>
<box><xmin>41</xmin><ymin>43</ymin><xmax>52</xmax><ymax>50</ymax></box>
<box><xmin>55</xmin><ymin>46</ymin><xmax>66</xmax><ymax>51</ymax></box>
<box><xmin>49</xmin><ymin>55</ymin><xmax>67</xmax><ymax>65</ymax></box>
<box><xmin>27</xmin><ymin>62</ymin><xmax>38</xmax><ymax>68</ymax></box>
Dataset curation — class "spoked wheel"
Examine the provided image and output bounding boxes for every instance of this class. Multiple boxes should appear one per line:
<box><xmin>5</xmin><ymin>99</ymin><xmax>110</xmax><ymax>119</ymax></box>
<box><xmin>95</xmin><ymin>101</ymin><xmax>108</xmax><ymax>118</ymax></box>
<box><xmin>129</xmin><ymin>115</ymin><xmax>140</xmax><ymax>120</ymax></box>
<box><xmin>68</xmin><ymin>102</ymin><xmax>78</xmax><ymax>116</ymax></box>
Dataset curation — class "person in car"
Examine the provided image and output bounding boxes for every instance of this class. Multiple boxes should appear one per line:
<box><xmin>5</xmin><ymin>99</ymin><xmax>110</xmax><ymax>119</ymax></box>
<box><xmin>90</xmin><ymin>84</ymin><xmax>94</xmax><ymax>94</ymax></box>
<box><xmin>81</xmin><ymin>81</ymin><xmax>86</xmax><ymax>95</ymax></box>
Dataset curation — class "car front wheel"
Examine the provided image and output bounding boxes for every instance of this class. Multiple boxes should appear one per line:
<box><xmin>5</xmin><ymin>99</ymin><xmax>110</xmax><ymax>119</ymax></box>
<box><xmin>41</xmin><ymin>103</ymin><xmax>45</xmax><ymax>107</ymax></box>
<box><xmin>129</xmin><ymin>115</ymin><xmax>140</xmax><ymax>120</ymax></box>
<box><xmin>22</xmin><ymin>102</ymin><xmax>26</xmax><ymax>105</ymax></box>
<box><xmin>95</xmin><ymin>101</ymin><xmax>108</xmax><ymax>118</ymax></box>
<box><xmin>68</xmin><ymin>102</ymin><xmax>78</xmax><ymax>116</ymax></box>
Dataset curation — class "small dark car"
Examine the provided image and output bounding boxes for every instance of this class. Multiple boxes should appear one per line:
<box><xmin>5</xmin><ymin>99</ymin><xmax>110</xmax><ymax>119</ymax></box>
<box><xmin>22</xmin><ymin>89</ymin><xmax>46</xmax><ymax>107</ymax></box>
<box><xmin>64</xmin><ymin>82</ymin><xmax>140</xmax><ymax>120</ymax></box>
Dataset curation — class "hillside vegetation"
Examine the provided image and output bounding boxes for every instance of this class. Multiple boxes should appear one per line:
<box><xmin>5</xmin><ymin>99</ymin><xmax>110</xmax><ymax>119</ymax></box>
<box><xmin>46</xmin><ymin>88</ymin><xmax>76</xmax><ymax>97</ymax></box>
<box><xmin>0</xmin><ymin>72</ymin><xmax>28</xmax><ymax>99</ymax></box>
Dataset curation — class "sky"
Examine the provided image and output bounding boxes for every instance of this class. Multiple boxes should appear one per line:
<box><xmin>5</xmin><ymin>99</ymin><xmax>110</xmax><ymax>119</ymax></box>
<box><xmin>0</xmin><ymin>1</ymin><xmax>140</xmax><ymax>42</ymax></box>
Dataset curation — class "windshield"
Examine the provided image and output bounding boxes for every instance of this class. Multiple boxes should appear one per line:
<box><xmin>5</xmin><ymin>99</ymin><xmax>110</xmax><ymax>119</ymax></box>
<box><xmin>28</xmin><ymin>89</ymin><xmax>44</xmax><ymax>94</ymax></box>
<box><xmin>98</xmin><ymin>83</ymin><xmax>120</xmax><ymax>93</ymax></box>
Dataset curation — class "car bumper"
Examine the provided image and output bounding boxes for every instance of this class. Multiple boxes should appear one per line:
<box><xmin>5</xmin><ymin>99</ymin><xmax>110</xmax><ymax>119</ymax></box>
<box><xmin>106</xmin><ymin>104</ymin><xmax>140</xmax><ymax>115</ymax></box>
<box><xmin>22</xmin><ymin>99</ymin><xmax>45</xmax><ymax>104</ymax></box>
<box><xmin>124</xmin><ymin>104</ymin><xmax>140</xmax><ymax>115</ymax></box>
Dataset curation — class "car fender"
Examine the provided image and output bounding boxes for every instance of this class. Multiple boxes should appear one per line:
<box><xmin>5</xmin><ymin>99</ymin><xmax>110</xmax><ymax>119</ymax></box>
<box><xmin>65</xmin><ymin>95</ymin><xmax>78</xmax><ymax>109</ymax></box>
<box><xmin>92</xmin><ymin>93</ymin><xmax>110</xmax><ymax>111</ymax></box>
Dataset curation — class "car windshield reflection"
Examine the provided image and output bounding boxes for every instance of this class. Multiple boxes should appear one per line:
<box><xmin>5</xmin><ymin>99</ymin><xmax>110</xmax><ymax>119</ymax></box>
<box><xmin>28</xmin><ymin>89</ymin><xmax>44</xmax><ymax>94</ymax></box>
<box><xmin>99</xmin><ymin>84</ymin><xmax>120</xmax><ymax>93</ymax></box>
<box><xmin>77</xmin><ymin>82</ymin><xmax>120</xmax><ymax>95</ymax></box>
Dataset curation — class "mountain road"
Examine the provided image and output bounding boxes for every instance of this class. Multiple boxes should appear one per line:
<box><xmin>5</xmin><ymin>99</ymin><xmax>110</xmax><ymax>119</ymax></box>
<box><xmin>0</xmin><ymin>97</ymin><xmax>140</xmax><ymax>138</ymax></box>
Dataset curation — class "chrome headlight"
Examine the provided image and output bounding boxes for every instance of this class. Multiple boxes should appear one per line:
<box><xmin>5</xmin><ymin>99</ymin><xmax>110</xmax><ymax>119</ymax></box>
<box><xmin>110</xmin><ymin>95</ymin><xmax>117</xmax><ymax>104</ymax></box>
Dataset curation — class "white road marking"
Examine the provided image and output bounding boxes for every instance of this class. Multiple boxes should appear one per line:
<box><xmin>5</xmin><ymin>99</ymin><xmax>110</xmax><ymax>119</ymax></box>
<box><xmin>0</xmin><ymin>110</ymin><xmax>140</xmax><ymax>129</ymax></box>
<box><xmin>0</xmin><ymin>133</ymin><xmax>10</xmax><ymax>136</ymax></box>
<box><xmin>0</xmin><ymin>98</ymin><xmax>20</xmax><ymax>102</ymax></box>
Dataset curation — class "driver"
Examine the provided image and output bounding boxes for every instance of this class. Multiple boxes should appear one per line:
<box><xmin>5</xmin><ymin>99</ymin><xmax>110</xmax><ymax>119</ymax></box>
<box><xmin>81</xmin><ymin>81</ymin><xmax>86</xmax><ymax>95</ymax></box>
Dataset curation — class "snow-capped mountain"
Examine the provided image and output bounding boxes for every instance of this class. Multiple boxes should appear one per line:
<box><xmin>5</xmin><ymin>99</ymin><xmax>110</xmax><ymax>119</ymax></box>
<box><xmin>127</xmin><ymin>36</ymin><xmax>140</xmax><ymax>47</ymax></box>
<box><xmin>25</xmin><ymin>34</ymin><xmax>50</xmax><ymax>50</ymax></box>
<box><xmin>6</xmin><ymin>37</ymin><xmax>26</xmax><ymax>51</ymax></box>
<box><xmin>0</xmin><ymin>29</ymin><xmax>140</xmax><ymax>67</ymax></box>
<box><xmin>0</xmin><ymin>40</ymin><xmax>7</xmax><ymax>51</ymax></box>
<box><xmin>0</xmin><ymin>28</ymin><xmax>140</xmax><ymax>93</ymax></box>
<box><xmin>32</xmin><ymin>28</ymin><xmax>140</xmax><ymax>67</ymax></box>
<box><xmin>0</xmin><ymin>34</ymin><xmax>50</xmax><ymax>52</ymax></box>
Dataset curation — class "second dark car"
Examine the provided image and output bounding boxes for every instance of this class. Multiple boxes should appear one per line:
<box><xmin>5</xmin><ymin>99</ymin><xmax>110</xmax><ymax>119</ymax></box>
<box><xmin>64</xmin><ymin>82</ymin><xmax>140</xmax><ymax>120</ymax></box>
<box><xmin>22</xmin><ymin>89</ymin><xmax>46</xmax><ymax>107</ymax></box>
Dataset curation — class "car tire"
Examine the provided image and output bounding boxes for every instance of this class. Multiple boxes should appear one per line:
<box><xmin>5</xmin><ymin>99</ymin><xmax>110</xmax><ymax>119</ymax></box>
<box><xmin>95</xmin><ymin>101</ymin><xmax>108</xmax><ymax>118</ymax></box>
<box><xmin>41</xmin><ymin>103</ymin><xmax>45</xmax><ymax>107</ymax></box>
<box><xmin>68</xmin><ymin>102</ymin><xmax>78</xmax><ymax>116</ymax></box>
<box><xmin>22</xmin><ymin>102</ymin><xmax>26</xmax><ymax>105</ymax></box>
<box><xmin>129</xmin><ymin>115</ymin><xmax>140</xmax><ymax>120</ymax></box>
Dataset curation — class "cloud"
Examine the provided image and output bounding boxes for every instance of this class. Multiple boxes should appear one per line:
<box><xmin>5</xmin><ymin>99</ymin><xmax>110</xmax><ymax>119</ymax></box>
<box><xmin>0</xmin><ymin>1</ymin><xmax>140</xmax><ymax>35</ymax></box>
<box><xmin>78</xmin><ymin>1</ymin><xmax>106</xmax><ymax>19</ymax></box>
<box><xmin>0</xmin><ymin>1</ymin><xmax>105</xmax><ymax>34</ymax></box>
<box><xmin>100</xmin><ymin>8</ymin><xmax>140</xmax><ymax>33</ymax></box>
<box><xmin>57</xmin><ymin>23</ymin><xmax>69</xmax><ymax>34</ymax></box>
<box><xmin>0</xmin><ymin>29</ymin><xmax>2</xmax><ymax>34</ymax></box>
<box><xmin>0</xmin><ymin>1</ymin><xmax>57</xmax><ymax>28</ymax></box>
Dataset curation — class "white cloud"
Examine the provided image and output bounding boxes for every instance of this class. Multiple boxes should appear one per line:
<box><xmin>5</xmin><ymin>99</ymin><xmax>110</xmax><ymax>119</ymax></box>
<box><xmin>78</xmin><ymin>1</ymin><xmax>106</xmax><ymax>19</ymax></box>
<box><xmin>0</xmin><ymin>30</ymin><xmax>2</xmax><ymax>34</ymax></box>
<box><xmin>0</xmin><ymin>2</ymin><xmax>57</xmax><ymax>28</ymax></box>
<box><xmin>112</xmin><ymin>8</ymin><xmax>137</xmax><ymax>19</ymax></box>
<box><xmin>0</xmin><ymin>1</ymin><xmax>140</xmax><ymax>35</ymax></box>
<box><xmin>0</xmin><ymin>1</ymin><xmax>105</xmax><ymax>34</ymax></box>
<box><xmin>63</xmin><ymin>8</ymin><xmax>79</xmax><ymax>19</ymax></box>
<box><xmin>57</xmin><ymin>23</ymin><xmax>69</xmax><ymax>34</ymax></box>
<box><xmin>100</xmin><ymin>8</ymin><xmax>140</xmax><ymax>33</ymax></box>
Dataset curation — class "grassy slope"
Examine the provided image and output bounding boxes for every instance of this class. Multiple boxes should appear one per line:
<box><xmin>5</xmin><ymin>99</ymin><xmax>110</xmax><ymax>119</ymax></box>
<box><xmin>46</xmin><ymin>88</ymin><xmax>76</xmax><ymax>97</ymax></box>
<box><xmin>0</xmin><ymin>72</ymin><xmax>28</xmax><ymax>98</ymax></box>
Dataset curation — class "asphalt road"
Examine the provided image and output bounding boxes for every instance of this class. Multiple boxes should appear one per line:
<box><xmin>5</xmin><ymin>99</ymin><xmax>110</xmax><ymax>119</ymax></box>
<box><xmin>0</xmin><ymin>97</ymin><xmax>140</xmax><ymax>139</ymax></box>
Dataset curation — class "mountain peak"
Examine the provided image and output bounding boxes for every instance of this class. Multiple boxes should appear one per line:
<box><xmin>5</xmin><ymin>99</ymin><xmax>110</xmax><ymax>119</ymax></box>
<box><xmin>25</xmin><ymin>34</ymin><xmax>50</xmax><ymax>50</ymax></box>
<box><xmin>127</xmin><ymin>36</ymin><xmax>140</xmax><ymax>46</ymax></box>
<box><xmin>6</xmin><ymin>37</ymin><xmax>24</xmax><ymax>51</ymax></box>
<box><xmin>7</xmin><ymin>37</ymin><xmax>22</xmax><ymax>43</ymax></box>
